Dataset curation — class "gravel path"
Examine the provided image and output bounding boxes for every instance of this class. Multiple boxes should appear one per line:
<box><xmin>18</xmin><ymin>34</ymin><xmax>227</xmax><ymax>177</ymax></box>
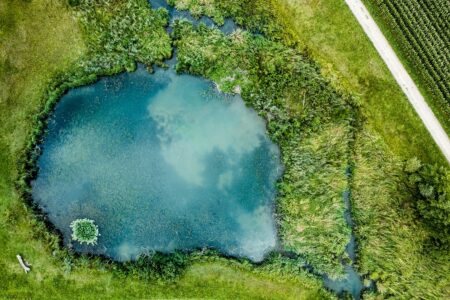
<box><xmin>345</xmin><ymin>0</ymin><xmax>450</xmax><ymax>163</ymax></box>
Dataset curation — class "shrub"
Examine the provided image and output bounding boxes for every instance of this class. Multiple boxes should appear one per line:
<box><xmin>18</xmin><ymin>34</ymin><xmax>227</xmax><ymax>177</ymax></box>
<box><xmin>70</xmin><ymin>218</ymin><xmax>100</xmax><ymax>245</ymax></box>
<box><xmin>121</xmin><ymin>251</ymin><xmax>189</xmax><ymax>281</ymax></box>
<box><xmin>405</xmin><ymin>158</ymin><xmax>450</xmax><ymax>247</ymax></box>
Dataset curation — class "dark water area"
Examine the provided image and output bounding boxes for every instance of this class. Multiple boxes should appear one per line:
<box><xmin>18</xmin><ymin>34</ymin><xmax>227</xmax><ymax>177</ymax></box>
<box><xmin>324</xmin><ymin>265</ymin><xmax>364</xmax><ymax>299</ymax></box>
<box><xmin>323</xmin><ymin>190</ymin><xmax>365</xmax><ymax>299</ymax></box>
<box><xmin>32</xmin><ymin>66</ymin><xmax>282</xmax><ymax>262</ymax></box>
<box><xmin>149</xmin><ymin>0</ymin><xmax>237</xmax><ymax>34</ymax></box>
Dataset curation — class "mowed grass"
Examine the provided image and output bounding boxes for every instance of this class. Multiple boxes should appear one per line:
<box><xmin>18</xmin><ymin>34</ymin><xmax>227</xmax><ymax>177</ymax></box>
<box><xmin>272</xmin><ymin>0</ymin><xmax>447</xmax><ymax>165</ymax></box>
<box><xmin>0</xmin><ymin>1</ymin><xmax>331</xmax><ymax>298</ymax></box>
<box><xmin>1</xmin><ymin>252</ymin><xmax>330</xmax><ymax>299</ymax></box>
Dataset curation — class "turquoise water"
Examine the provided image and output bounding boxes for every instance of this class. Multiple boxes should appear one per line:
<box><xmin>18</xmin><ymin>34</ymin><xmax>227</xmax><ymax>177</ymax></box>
<box><xmin>32</xmin><ymin>66</ymin><xmax>282</xmax><ymax>262</ymax></box>
<box><xmin>32</xmin><ymin>1</ymin><xmax>368</xmax><ymax>296</ymax></box>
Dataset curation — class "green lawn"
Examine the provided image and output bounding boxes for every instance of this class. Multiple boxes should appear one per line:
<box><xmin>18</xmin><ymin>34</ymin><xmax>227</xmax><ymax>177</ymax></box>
<box><xmin>272</xmin><ymin>0</ymin><xmax>446</xmax><ymax>165</ymax></box>
<box><xmin>0</xmin><ymin>1</ymin><xmax>331</xmax><ymax>298</ymax></box>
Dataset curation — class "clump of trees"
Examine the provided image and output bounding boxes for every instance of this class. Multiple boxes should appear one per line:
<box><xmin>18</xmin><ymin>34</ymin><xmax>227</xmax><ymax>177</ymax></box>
<box><xmin>70</xmin><ymin>218</ymin><xmax>100</xmax><ymax>245</ymax></box>
<box><xmin>405</xmin><ymin>158</ymin><xmax>450</xmax><ymax>247</ymax></box>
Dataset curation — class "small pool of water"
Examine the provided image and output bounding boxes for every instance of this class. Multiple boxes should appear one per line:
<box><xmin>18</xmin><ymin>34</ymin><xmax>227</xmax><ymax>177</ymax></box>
<box><xmin>32</xmin><ymin>66</ymin><xmax>282</xmax><ymax>262</ymax></box>
<box><xmin>149</xmin><ymin>0</ymin><xmax>238</xmax><ymax>34</ymax></box>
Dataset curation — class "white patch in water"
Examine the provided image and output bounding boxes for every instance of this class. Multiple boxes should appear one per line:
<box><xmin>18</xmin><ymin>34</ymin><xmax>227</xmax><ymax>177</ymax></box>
<box><xmin>116</xmin><ymin>242</ymin><xmax>140</xmax><ymax>261</ymax></box>
<box><xmin>235</xmin><ymin>205</ymin><xmax>277</xmax><ymax>262</ymax></box>
<box><xmin>217</xmin><ymin>170</ymin><xmax>234</xmax><ymax>191</ymax></box>
<box><xmin>148</xmin><ymin>76</ymin><xmax>265</xmax><ymax>186</ymax></box>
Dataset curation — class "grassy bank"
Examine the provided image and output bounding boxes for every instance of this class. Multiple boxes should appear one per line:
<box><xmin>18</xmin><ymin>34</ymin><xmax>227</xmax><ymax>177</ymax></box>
<box><xmin>352</xmin><ymin>131</ymin><xmax>450</xmax><ymax>298</ymax></box>
<box><xmin>271</xmin><ymin>0</ymin><xmax>446</xmax><ymax>165</ymax></box>
<box><xmin>0</xmin><ymin>0</ymin><xmax>332</xmax><ymax>298</ymax></box>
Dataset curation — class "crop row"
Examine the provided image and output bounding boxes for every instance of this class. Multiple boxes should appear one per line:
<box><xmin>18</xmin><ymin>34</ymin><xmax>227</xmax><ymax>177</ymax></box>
<box><xmin>369</xmin><ymin>0</ymin><xmax>450</xmax><ymax>119</ymax></box>
<box><xmin>383</xmin><ymin>0</ymin><xmax>449</xmax><ymax>96</ymax></box>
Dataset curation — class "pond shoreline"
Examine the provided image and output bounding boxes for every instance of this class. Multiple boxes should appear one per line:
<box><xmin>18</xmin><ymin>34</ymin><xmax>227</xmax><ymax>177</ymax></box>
<box><xmin>15</xmin><ymin>0</ymin><xmax>373</xmax><ymax>298</ymax></box>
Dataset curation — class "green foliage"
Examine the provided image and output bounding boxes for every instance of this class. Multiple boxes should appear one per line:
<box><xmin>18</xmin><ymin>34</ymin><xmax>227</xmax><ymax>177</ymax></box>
<box><xmin>75</xmin><ymin>0</ymin><xmax>171</xmax><ymax>65</ymax></box>
<box><xmin>352</xmin><ymin>132</ymin><xmax>450</xmax><ymax>298</ymax></box>
<box><xmin>68</xmin><ymin>0</ymin><xmax>81</xmax><ymax>6</ymax></box>
<box><xmin>405</xmin><ymin>159</ymin><xmax>450</xmax><ymax>246</ymax></box>
<box><xmin>277</xmin><ymin>125</ymin><xmax>352</xmax><ymax>278</ymax></box>
<box><xmin>70</xmin><ymin>218</ymin><xmax>99</xmax><ymax>245</ymax></box>
<box><xmin>168</xmin><ymin>0</ymin><xmax>285</xmax><ymax>39</ymax></box>
<box><xmin>121</xmin><ymin>251</ymin><xmax>189</xmax><ymax>281</ymax></box>
<box><xmin>173</xmin><ymin>21</ymin><xmax>357</xmax><ymax>277</ymax></box>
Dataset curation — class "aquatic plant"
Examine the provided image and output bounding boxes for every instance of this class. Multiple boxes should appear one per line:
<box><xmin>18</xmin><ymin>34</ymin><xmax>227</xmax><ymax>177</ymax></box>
<box><xmin>70</xmin><ymin>218</ymin><xmax>99</xmax><ymax>245</ymax></box>
<box><xmin>121</xmin><ymin>251</ymin><xmax>189</xmax><ymax>281</ymax></box>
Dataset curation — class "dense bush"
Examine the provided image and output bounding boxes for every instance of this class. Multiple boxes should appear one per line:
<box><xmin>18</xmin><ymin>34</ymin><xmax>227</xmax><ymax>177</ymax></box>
<box><xmin>405</xmin><ymin>158</ymin><xmax>450</xmax><ymax>247</ymax></box>
<box><xmin>121</xmin><ymin>251</ymin><xmax>189</xmax><ymax>281</ymax></box>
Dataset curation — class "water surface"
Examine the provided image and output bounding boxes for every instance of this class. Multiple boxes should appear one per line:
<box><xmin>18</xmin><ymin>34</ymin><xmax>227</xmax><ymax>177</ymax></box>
<box><xmin>149</xmin><ymin>0</ymin><xmax>237</xmax><ymax>34</ymax></box>
<box><xmin>32</xmin><ymin>66</ymin><xmax>281</xmax><ymax>262</ymax></box>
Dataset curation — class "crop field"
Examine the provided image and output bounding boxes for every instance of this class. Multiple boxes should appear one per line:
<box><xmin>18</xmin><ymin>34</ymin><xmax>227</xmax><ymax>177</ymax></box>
<box><xmin>364</xmin><ymin>0</ymin><xmax>450</xmax><ymax>132</ymax></box>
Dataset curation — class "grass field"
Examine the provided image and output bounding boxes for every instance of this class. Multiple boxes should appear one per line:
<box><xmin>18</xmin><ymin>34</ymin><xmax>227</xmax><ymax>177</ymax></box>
<box><xmin>0</xmin><ymin>0</ymin><xmax>332</xmax><ymax>298</ymax></box>
<box><xmin>352</xmin><ymin>131</ymin><xmax>450</xmax><ymax>298</ymax></box>
<box><xmin>272</xmin><ymin>0</ymin><xmax>446</xmax><ymax>166</ymax></box>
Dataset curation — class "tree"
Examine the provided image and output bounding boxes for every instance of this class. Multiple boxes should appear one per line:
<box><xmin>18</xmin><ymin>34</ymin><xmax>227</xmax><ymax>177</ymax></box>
<box><xmin>70</xmin><ymin>218</ymin><xmax>100</xmax><ymax>245</ymax></box>
<box><xmin>405</xmin><ymin>158</ymin><xmax>450</xmax><ymax>247</ymax></box>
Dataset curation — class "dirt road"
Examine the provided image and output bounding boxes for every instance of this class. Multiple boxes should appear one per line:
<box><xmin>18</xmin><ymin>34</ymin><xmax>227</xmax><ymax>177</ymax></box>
<box><xmin>345</xmin><ymin>0</ymin><xmax>450</xmax><ymax>163</ymax></box>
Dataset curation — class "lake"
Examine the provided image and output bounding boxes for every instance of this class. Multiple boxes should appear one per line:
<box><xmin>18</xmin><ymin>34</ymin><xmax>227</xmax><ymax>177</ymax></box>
<box><xmin>32</xmin><ymin>66</ymin><xmax>282</xmax><ymax>262</ymax></box>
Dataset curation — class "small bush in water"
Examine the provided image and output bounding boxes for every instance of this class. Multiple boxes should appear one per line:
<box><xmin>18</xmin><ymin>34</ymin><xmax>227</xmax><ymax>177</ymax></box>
<box><xmin>70</xmin><ymin>218</ymin><xmax>99</xmax><ymax>245</ymax></box>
